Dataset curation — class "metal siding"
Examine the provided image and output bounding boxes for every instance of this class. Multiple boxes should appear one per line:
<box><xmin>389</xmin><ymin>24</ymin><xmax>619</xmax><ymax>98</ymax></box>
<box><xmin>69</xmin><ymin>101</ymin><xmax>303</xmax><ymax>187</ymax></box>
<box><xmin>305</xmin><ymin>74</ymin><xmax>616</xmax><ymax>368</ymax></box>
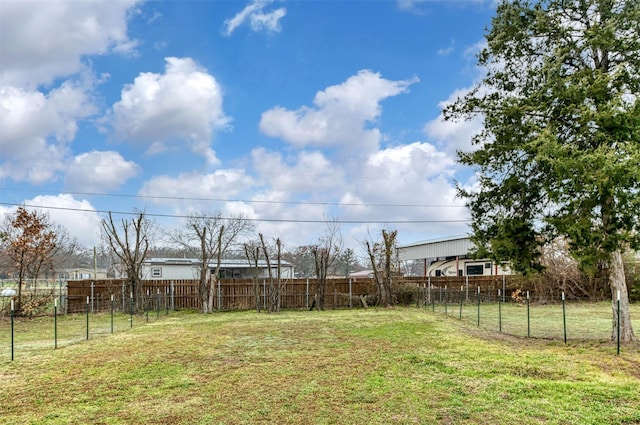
<box><xmin>398</xmin><ymin>238</ymin><xmax>475</xmax><ymax>261</ymax></box>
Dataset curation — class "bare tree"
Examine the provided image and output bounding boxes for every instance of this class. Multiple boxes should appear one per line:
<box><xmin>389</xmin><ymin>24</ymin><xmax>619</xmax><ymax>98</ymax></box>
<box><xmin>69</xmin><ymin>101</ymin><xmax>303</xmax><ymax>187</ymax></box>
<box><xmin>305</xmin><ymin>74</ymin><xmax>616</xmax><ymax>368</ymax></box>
<box><xmin>169</xmin><ymin>211</ymin><xmax>253</xmax><ymax>313</ymax></box>
<box><xmin>259</xmin><ymin>233</ymin><xmax>283</xmax><ymax>313</ymax></box>
<box><xmin>538</xmin><ymin>238</ymin><xmax>608</xmax><ymax>302</ymax></box>
<box><xmin>364</xmin><ymin>229</ymin><xmax>398</xmax><ymax>307</ymax></box>
<box><xmin>100</xmin><ymin>211</ymin><xmax>152</xmax><ymax>311</ymax></box>
<box><xmin>243</xmin><ymin>241</ymin><xmax>262</xmax><ymax>312</ymax></box>
<box><xmin>310</xmin><ymin>219</ymin><xmax>342</xmax><ymax>310</ymax></box>
<box><xmin>49</xmin><ymin>225</ymin><xmax>85</xmax><ymax>274</ymax></box>
<box><xmin>282</xmin><ymin>245</ymin><xmax>315</xmax><ymax>278</ymax></box>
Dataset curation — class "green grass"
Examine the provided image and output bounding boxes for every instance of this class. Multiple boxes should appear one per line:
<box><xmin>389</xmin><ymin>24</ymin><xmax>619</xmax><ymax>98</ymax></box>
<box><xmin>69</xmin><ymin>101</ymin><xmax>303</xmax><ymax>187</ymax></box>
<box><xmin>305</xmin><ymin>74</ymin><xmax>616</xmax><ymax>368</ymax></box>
<box><xmin>1</xmin><ymin>308</ymin><xmax>639</xmax><ymax>425</ymax></box>
<box><xmin>432</xmin><ymin>300</ymin><xmax>640</xmax><ymax>340</ymax></box>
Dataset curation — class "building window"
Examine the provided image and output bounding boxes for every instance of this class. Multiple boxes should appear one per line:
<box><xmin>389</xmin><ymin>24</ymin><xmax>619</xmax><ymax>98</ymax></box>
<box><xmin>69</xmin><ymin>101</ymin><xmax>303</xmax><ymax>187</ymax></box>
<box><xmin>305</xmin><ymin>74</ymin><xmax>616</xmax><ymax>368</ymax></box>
<box><xmin>466</xmin><ymin>265</ymin><xmax>484</xmax><ymax>276</ymax></box>
<box><xmin>151</xmin><ymin>267</ymin><xmax>162</xmax><ymax>278</ymax></box>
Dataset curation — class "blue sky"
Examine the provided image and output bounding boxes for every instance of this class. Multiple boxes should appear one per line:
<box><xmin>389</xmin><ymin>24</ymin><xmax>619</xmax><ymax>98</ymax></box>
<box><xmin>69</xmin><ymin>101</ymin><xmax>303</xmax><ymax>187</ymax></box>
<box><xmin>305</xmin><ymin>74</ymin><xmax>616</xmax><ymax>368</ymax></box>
<box><xmin>0</xmin><ymin>0</ymin><xmax>494</xmax><ymax>251</ymax></box>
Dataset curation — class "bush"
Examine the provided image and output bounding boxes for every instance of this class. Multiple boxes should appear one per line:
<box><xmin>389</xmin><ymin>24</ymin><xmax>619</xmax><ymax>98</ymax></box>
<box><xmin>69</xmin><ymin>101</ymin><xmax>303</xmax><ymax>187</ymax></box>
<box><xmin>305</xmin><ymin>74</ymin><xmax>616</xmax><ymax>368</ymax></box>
<box><xmin>20</xmin><ymin>293</ymin><xmax>54</xmax><ymax>317</ymax></box>
<box><xmin>393</xmin><ymin>282</ymin><xmax>419</xmax><ymax>306</ymax></box>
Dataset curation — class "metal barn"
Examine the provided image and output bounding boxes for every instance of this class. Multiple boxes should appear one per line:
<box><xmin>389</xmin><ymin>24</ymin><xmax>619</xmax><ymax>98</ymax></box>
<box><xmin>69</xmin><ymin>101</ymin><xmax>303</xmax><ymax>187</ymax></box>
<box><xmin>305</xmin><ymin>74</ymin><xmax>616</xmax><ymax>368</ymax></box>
<box><xmin>398</xmin><ymin>236</ymin><xmax>510</xmax><ymax>277</ymax></box>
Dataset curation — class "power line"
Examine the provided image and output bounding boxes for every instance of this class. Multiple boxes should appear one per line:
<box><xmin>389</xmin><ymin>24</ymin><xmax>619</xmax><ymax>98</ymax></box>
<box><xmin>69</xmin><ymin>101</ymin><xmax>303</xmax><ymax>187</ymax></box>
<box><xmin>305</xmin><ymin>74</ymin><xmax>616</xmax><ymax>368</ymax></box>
<box><xmin>1</xmin><ymin>187</ymin><xmax>467</xmax><ymax>209</ymax></box>
<box><xmin>0</xmin><ymin>202</ymin><xmax>472</xmax><ymax>224</ymax></box>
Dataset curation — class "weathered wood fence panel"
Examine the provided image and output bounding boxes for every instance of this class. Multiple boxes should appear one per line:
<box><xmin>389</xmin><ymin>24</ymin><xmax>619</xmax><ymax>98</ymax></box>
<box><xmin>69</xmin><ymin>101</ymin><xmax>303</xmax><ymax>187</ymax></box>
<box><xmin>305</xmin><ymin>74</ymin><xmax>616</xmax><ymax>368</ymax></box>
<box><xmin>67</xmin><ymin>278</ymin><xmax>378</xmax><ymax>313</ymax></box>
<box><xmin>67</xmin><ymin>275</ymin><xmax>538</xmax><ymax>313</ymax></box>
<box><xmin>67</xmin><ymin>279</ymin><xmax>199</xmax><ymax>313</ymax></box>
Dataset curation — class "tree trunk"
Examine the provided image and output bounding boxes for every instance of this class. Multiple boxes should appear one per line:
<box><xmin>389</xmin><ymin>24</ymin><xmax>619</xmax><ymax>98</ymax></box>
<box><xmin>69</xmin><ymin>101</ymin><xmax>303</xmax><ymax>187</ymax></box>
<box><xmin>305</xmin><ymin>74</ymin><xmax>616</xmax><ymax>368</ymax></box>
<box><xmin>609</xmin><ymin>250</ymin><xmax>636</xmax><ymax>342</ymax></box>
<box><xmin>208</xmin><ymin>275</ymin><xmax>216</xmax><ymax>313</ymax></box>
<box><xmin>199</xmin><ymin>273</ymin><xmax>209</xmax><ymax>313</ymax></box>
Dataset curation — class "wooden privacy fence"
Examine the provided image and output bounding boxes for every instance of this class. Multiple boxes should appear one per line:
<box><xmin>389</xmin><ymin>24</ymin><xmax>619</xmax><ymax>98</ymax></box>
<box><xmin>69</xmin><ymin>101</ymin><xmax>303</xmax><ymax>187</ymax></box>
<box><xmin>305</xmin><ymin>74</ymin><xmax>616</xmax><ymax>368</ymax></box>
<box><xmin>66</xmin><ymin>275</ymin><xmax>536</xmax><ymax>313</ymax></box>
<box><xmin>67</xmin><ymin>279</ymin><xmax>199</xmax><ymax>313</ymax></box>
<box><xmin>67</xmin><ymin>278</ymin><xmax>378</xmax><ymax>313</ymax></box>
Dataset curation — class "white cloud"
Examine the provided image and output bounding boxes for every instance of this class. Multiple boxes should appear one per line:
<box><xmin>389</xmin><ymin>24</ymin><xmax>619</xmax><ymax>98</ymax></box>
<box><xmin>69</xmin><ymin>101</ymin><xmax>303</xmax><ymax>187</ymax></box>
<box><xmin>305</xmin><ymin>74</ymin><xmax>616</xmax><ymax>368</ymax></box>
<box><xmin>438</xmin><ymin>39</ymin><xmax>456</xmax><ymax>56</ymax></box>
<box><xmin>343</xmin><ymin>142</ymin><xmax>461</xmax><ymax>211</ymax></box>
<box><xmin>112</xmin><ymin>57</ymin><xmax>230</xmax><ymax>165</ymax></box>
<box><xmin>139</xmin><ymin>169</ymin><xmax>255</xmax><ymax>210</ymax></box>
<box><xmin>0</xmin><ymin>82</ymin><xmax>96</xmax><ymax>184</ymax></box>
<box><xmin>64</xmin><ymin>151</ymin><xmax>140</xmax><ymax>192</ymax></box>
<box><xmin>337</xmin><ymin>141</ymin><xmax>469</xmax><ymax>241</ymax></box>
<box><xmin>423</xmin><ymin>87</ymin><xmax>485</xmax><ymax>155</ymax></box>
<box><xmin>0</xmin><ymin>0</ymin><xmax>140</xmax><ymax>88</ymax></box>
<box><xmin>398</xmin><ymin>0</ymin><xmax>492</xmax><ymax>14</ymax></box>
<box><xmin>260</xmin><ymin>70</ymin><xmax>418</xmax><ymax>153</ymax></box>
<box><xmin>223</xmin><ymin>0</ymin><xmax>286</xmax><ymax>36</ymax></box>
<box><xmin>251</xmin><ymin>148</ymin><xmax>345</xmax><ymax>194</ymax></box>
<box><xmin>397</xmin><ymin>0</ymin><xmax>428</xmax><ymax>14</ymax></box>
<box><xmin>246</xmin><ymin>141</ymin><xmax>468</xmax><ymax>247</ymax></box>
<box><xmin>28</xmin><ymin>194</ymin><xmax>102</xmax><ymax>248</ymax></box>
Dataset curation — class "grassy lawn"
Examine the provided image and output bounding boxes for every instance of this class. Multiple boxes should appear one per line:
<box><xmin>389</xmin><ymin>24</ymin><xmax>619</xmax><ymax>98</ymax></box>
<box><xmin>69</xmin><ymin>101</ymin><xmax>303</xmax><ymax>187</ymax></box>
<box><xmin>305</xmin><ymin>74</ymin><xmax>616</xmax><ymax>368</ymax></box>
<box><xmin>433</xmin><ymin>301</ymin><xmax>640</xmax><ymax>340</ymax></box>
<box><xmin>1</xmin><ymin>308</ymin><xmax>639</xmax><ymax>425</ymax></box>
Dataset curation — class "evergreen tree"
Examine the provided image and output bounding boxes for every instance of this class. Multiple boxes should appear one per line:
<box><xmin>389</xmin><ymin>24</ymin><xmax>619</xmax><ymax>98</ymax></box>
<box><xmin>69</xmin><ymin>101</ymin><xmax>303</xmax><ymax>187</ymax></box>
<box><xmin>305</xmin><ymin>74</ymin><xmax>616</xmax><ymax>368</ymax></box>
<box><xmin>446</xmin><ymin>0</ymin><xmax>639</xmax><ymax>340</ymax></box>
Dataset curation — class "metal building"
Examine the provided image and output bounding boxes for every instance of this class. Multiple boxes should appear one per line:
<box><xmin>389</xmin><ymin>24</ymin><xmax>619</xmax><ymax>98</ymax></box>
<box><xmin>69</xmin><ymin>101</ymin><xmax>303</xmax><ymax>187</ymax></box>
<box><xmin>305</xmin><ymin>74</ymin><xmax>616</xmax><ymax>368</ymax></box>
<box><xmin>398</xmin><ymin>236</ymin><xmax>509</xmax><ymax>277</ymax></box>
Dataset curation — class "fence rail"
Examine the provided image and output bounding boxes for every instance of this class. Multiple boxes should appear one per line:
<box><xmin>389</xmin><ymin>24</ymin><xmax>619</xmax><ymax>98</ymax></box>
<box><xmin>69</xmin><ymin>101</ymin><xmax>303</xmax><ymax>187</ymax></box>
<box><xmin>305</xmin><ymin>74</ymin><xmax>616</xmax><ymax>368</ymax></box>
<box><xmin>66</xmin><ymin>278</ymin><xmax>378</xmax><ymax>313</ymax></box>
<box><xmin>63</xmin><ymin>275</ymin><xmax>612</xmax><ymax>314</ymax></box>
<box><xmin>3</xmin><ymin>274</ymin><xmax>614</xmax><ymax>315</ymax></box>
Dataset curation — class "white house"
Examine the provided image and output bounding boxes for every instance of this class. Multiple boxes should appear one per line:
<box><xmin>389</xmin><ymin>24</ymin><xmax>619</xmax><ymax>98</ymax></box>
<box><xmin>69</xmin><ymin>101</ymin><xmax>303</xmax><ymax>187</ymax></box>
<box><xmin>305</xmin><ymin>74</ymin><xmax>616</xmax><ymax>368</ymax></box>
<box><xmin>58</xmin><ymin>267</ymin><xmax>108</xmax><ymax>280</ymax></box>
<box><xmin>140</xmin><ymin>258</ymin><xmax>295</xmax><ymax>280</ymax></box>
<box><xmin>398</xmin><ymin>236</ymin><xmax>511</xmax><ymax>277</ymax></box>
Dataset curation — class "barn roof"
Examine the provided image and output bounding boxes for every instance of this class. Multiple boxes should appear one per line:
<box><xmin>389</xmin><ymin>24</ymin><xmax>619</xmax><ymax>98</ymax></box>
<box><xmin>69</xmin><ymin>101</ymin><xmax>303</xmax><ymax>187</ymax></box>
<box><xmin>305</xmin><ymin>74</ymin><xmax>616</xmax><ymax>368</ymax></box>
<box><xmin>397</xmin><ymin>236</ymin><xmax>475</xmax><ymax>261</ymax></box>
<box><xmin>143</xmin><ymin>258</ymin><xmax>293</xmax><ymax>269</ymax></box>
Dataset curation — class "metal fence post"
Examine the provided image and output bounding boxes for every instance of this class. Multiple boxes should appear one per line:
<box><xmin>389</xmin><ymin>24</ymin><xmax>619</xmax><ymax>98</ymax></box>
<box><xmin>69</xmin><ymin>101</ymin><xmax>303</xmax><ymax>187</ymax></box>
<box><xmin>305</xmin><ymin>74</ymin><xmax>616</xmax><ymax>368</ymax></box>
<box><xmin>498</xmin><ymin>289</ymin><xmax>502</xmax><ymax>333</ymax></box>
<box><xmin>459</xmin><ymin>286</ymin><xmax>463</xmax><ymax>319</ymax></box>
<box><xmin>54</xmin><ymin>299</ymin><xmax>58</xmax><ymax>348</ymax></box>
<box><xmin>11</xmin><ymin>299</ymin><xmax>15</xmax><ymax>361</ymax></box>
<box><xmin>562</xmin><ymin>292</ymin><xmax>567</xmax><ymax>343</ymax></box>
<box><xmin>59</xmin><ymin>277</ymin><xmax>64</xmax><ymax>315</ymax></box>
<box><xmin>145</xmin><ymin>290</ymin><xmax>149</xmax><ymax>322</ymax></box>
<box><xmin>90</xmin><ymin>281</ymin><xmax>94</xmax><ymax>313</ymax></box>
<box><xmin>111</xmin><ymin>294</ymin><xmax>114</xmax><ymax>334</ymax></box>
<box><xmin>477</xmin><ymin>286</ymin><xmax>481</xmax><ymax>326</ymax></box>
<box><xmin>85</xmin><ymin>296</ymin><xmax>90</xmax><ymax>340</ymax></box>
<box><xmin>617</xmin><ymin>290</ymin><xmax>621</xmax><ymax>355</ymax></box>
<box><xmin>527</xmin><ymin>291</ymin><xmax>530</xmax><ymax>338</ymax></box>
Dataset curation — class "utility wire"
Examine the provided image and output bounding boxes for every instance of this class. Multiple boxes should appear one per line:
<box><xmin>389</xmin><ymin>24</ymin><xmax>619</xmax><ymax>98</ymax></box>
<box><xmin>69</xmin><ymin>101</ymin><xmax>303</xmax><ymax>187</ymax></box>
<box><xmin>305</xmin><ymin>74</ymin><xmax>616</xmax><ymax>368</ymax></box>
<box><xmin>1</xmin><ymin>187</ymin><xmax>467</xmax><ymax>209</ymax></box>
<box><xmin>0</xmin><ymin>202</ymin><xmax>471</xmax><ymax>224</ymax></box>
